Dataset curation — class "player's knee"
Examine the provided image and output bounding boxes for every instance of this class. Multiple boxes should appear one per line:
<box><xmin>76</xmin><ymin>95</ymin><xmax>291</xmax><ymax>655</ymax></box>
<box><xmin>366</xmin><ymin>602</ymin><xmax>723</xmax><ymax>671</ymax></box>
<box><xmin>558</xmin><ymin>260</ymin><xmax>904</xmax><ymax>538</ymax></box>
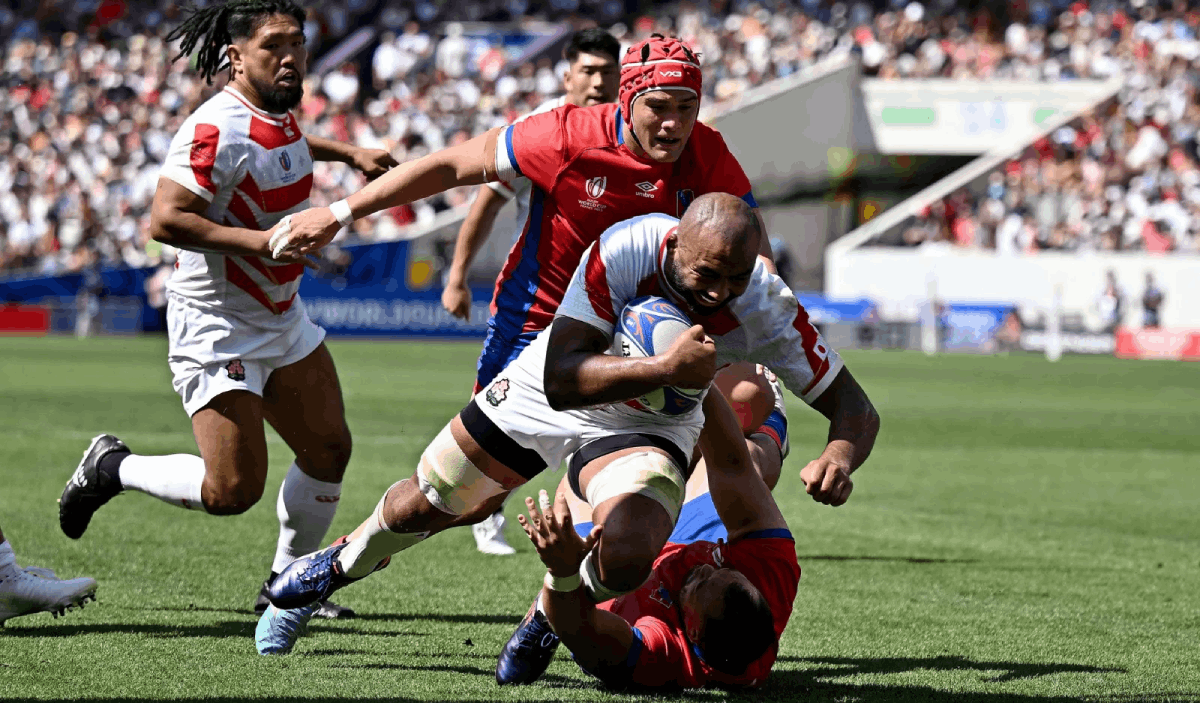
<box><xmin>301</xmin><ymin>432</ymin><xmax>353</xmax><ymax>481</ymax></box>
<box><xmin>203</xmin><ymin>477</ymin><xmax>265</xmax><ymax>515</ymax></box>
<box><xmin>596</xmin><ymin>541</ymin><xmax>657</xmax><ymax>593</ymax></box>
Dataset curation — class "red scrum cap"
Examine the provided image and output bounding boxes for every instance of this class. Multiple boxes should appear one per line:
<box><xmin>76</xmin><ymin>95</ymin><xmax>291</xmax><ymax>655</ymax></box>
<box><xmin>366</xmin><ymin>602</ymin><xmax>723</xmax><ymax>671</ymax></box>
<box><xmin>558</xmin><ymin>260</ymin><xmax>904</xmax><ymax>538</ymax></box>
<box><xmin>619</xmin><ymin>34</ymin><xmax>702</xmax><ymax>118</ymax></box>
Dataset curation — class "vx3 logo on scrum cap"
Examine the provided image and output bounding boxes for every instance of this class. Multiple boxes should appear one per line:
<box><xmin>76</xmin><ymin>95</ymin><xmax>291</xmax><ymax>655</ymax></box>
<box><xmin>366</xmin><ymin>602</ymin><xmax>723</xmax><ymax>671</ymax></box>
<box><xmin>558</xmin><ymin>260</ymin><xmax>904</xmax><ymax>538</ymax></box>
<box><xmin>659</xmin><ymin>70</ymin><xmax>683</xmax><ymax>77</ymax></box>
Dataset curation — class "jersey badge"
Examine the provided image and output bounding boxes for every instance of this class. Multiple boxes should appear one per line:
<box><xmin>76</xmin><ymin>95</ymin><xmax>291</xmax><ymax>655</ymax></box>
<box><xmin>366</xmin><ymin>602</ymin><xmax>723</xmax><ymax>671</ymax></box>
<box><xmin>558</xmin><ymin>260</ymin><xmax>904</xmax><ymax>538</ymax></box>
<box><xmin>580</xmin><ymin>176</ymin><xmax>608</xmax><ymax>212</ymax></box>
<box><xmin>279</xmin><ymin>151</ymin><xmax>292</xmax><ymax>171</ymax></box>
<box><xmin>676</xmin><ymin>189</ymin><xmax>695</xmax><ymax>217</ymax></box>
<box><xmin>225</xmin><ymin>359</ymin><xmax>247</xmax><ymax>381</ymax></box>
<box><xmin>485</xmin><ymin>378</ymin><xmax>510</xmax><ymax>407</ymax></box>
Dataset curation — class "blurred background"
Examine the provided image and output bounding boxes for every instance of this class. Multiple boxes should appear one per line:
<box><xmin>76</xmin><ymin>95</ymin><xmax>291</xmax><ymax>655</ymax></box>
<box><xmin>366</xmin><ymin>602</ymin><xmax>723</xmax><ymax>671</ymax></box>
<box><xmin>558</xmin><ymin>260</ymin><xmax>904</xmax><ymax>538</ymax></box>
<box><xmin>0</xmin><ymin>0</ymin><xmax>1197</xmax><ymax>362</ymax></box>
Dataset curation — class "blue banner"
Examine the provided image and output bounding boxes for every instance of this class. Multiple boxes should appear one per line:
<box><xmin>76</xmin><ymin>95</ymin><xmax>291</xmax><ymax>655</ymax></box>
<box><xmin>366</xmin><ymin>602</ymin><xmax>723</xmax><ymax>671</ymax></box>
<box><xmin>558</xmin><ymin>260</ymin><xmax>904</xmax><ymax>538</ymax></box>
<box><xmin>795</xmin><ymin>293</ymin><xmax>878</xmax><ymax>325</ymax></box>
<box><xmin>941</xmin><ymin>303</ymin><xmax>1013</xmax><ymax>352</ymax></box>
<box><xmin>299</xmin><ymin>240</ymin><xmax>492</xmax><ymax>338</ymax></box>
<box><xmin>0</xmin><ymin>266</ymin><xmax>162</xmax><ymax>331</ymax></box>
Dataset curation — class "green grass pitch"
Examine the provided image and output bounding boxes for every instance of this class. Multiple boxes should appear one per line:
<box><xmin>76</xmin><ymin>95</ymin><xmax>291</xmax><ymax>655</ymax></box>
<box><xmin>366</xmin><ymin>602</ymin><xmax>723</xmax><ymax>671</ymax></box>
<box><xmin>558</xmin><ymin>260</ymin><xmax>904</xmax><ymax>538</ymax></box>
<box><xmin>0</xmin><ymin>336</ymin><xmax>1197</xmax><ymax>702</ymax></box>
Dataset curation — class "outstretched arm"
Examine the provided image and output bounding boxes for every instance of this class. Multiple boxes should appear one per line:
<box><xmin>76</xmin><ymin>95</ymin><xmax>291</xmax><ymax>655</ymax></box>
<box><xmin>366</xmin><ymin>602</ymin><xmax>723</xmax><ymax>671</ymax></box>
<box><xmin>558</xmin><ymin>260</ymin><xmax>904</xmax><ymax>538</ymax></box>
<box><xmin>799</xmin><ymin>367</ymin><xmax>880</xmax><ymax>506</ymax></box>
<box><xmin>306</xmin><ymin>135</ymin><xmax>399</xmax><ymax>180</ymax></box>
<box><xmin>442</xmin><ymin>186</ymin><xmax>509</xmax><ymax>319</ymax></box>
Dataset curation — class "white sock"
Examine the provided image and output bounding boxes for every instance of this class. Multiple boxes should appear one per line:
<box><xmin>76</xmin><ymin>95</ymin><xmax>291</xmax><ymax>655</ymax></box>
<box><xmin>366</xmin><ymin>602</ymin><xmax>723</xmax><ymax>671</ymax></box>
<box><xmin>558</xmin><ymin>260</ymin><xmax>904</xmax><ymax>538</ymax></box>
<box><xmin>118</xmin><ymin>454</ymin><xmax>207</xmax><ymax>511</ymax></box>
<box><xmin>272</xmin><ymin>462</ymin><xmax>342</xmax><ymax>574</ymax></box>
<box><xmin>337</xmin><ymin>482</ymin><xmax>428</xmax><ymax>578</ymax></box>
<box><xmin>0</xmin><ymin>541</ymin><xmax>18</xmax><ymax>580</ymax></box>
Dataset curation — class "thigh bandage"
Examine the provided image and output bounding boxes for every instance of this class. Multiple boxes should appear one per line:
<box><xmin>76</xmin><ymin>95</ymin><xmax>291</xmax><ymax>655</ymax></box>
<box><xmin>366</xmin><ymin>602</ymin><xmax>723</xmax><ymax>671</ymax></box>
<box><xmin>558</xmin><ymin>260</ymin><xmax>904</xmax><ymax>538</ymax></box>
<box><xmin>584</xmin><ymin>451</ymin><xmax>686</xmax><ymax>526</ymax></box>
<box><xmin>416</xmin><ymin>423</ymin><xmax>507</xmax><ymax>515</ymax></box>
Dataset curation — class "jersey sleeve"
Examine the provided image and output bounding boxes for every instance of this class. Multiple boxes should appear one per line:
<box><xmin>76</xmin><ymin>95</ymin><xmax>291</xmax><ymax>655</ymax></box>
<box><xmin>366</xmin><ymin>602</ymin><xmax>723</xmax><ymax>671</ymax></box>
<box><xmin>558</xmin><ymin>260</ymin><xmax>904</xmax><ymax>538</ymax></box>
<box><xmin>494</xmin><ymin>108</ymin><xmax>568</xmax><ymax>194</ymax></box>
<box><xmin>745</xmin><ymin>270</ymin><xmax>844</xmax><ymax>405</ymax></box>
<box><xmin>696</xmin><ymin>126</ymin><xmax>756</xmax><ymax>207</ymax></box>
<box><xmin>555</xmin><ymin>215</ymin><xmax>667</xmax><ymax>339</ymax></box>
<box><xmin>160</xmin><ymin>120</ymin><xmax>243</xmax><ymax>202</ymax></box>
<box><xmin>626</xmin><ymin>618</ymin><xmax>692</xmax><ymax>688</ymax></box>
<box><xmin>486</xmin><ymin>177</ymin><xmax>519</xmax><ymax>200</ymax></box>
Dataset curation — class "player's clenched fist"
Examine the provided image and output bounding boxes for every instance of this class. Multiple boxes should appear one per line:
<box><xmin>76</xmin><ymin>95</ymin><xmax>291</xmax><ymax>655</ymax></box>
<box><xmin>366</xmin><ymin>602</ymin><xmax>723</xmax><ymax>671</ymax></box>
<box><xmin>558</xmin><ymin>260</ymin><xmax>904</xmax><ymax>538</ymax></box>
<box><xmin>799</xmin><ymin>458</ymin><xmax>853</xmax><ymax>506</ymax></box>
<box><xmin>663</xmin><ymin>325</ymin><xmax>716</xmax><ymax>390</ymax></box>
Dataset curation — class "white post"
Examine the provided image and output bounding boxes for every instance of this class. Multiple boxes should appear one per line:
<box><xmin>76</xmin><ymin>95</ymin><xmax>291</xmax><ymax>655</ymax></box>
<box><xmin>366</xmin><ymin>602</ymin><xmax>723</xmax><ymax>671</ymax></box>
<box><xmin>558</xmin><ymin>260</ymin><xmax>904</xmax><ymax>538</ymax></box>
<box><xmin>1046</xmin><ymin>282</ymin><xmax>1063</xmax><ymax>363</ymax></box>
<box><xmin>921</xmin><ymin>273</ymin><xmax>938</xmax><ymax>356</ymax></box>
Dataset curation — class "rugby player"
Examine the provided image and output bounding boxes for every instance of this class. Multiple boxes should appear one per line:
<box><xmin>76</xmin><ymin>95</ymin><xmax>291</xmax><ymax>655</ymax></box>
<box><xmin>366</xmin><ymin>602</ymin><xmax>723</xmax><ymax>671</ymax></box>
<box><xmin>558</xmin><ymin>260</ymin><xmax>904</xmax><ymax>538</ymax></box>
<box><xmin>440</xmin><ymin>28</ymin><xmax>622</xmax><ymax>557</ymax></box>
<box><xmin>57</xmin><ymin>0</ymin><xmax>398</xmax><ymax>619</ymax></box>
<box><xmin>254</xmin><ymin>194</ymin><xmax>878</xmax><ymax>655</ymax></box>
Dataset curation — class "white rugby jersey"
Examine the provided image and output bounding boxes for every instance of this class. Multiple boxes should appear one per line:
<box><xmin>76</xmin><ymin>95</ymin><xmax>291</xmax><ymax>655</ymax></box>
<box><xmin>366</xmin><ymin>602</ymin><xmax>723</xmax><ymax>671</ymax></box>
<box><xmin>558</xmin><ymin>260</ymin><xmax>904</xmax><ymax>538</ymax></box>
<box><xmin>556</xmin><ymin>212</ymin><xmax>844</xmax><ymax>409</ymax></box>
<box><xmin>485</xmin><ymin>95</ymin><xmax>566</xmax><ymax>241</ymax></box>
<box><xmin>159</xmin><ymin>86</ymin><xmax>315</xmax><ymax>326</ymax></box>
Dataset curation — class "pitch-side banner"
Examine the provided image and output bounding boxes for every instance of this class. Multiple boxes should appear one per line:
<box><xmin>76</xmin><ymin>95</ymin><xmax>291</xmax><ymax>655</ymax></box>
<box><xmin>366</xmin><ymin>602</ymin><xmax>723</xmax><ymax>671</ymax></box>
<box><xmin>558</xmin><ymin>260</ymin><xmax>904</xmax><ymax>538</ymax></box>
<box><xmin>1114</xmin><ymin>327</ymin><xmax>1200</xmax><ymax>361</ymax></box>
<box><xmin>299</xmin><ymin>240</ymin><xmax>493</xmax><ymax>338</ymax></box>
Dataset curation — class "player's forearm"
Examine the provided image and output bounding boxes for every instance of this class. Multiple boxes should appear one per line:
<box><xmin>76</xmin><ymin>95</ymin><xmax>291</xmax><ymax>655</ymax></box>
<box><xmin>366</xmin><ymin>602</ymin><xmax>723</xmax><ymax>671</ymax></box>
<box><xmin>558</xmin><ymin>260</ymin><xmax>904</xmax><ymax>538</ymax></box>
<box><xmin>306</xmin><ymin>135</ymin><xmax>358</xmax><ymax>165</ymax></box>
<box><xmin>343</xmin><ymin>129</ymin><xmax>498</xmax><ymax>220</ymax></box>
<box><xmin>542</xmin><ymin>586</ymin><xmax>633</xmax><ymax>672</ymax></box>
<box><xmin>544</xmin><ymin>352</ymin><xmax>674</xmax><ymax>411</ymax></box>
<box><xmin>448</xmin><ymin>188</ymin><xmax>507</xmax><ymax>285</ymax></box>
<box><xmin>151</xmin><ymin>210</ymin><xmax>270</xmax><ymax>257</ymax></box>
<box><xmin>822</xmin><ymin>399</ymin><xmax>880</xmax><ymax>473</ymax></box>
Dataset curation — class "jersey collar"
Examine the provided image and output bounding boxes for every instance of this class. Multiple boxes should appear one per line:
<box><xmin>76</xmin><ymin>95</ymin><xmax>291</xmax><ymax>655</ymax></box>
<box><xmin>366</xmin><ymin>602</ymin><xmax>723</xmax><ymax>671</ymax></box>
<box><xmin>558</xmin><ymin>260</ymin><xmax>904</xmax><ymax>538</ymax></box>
<box><xmin>223</xmin><ymin>86</ymin><xmax>290</xmax><ymax>122</ymax></box>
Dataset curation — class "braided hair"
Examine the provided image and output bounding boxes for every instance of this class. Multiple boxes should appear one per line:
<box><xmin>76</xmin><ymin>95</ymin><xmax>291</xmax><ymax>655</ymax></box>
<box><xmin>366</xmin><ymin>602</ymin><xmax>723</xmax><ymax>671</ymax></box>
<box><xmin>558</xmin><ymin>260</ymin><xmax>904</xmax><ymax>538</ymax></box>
<box><xmin>166</xmin><ymin>0</ymin><xmax>306</xmax><ymax>84</ymax></box>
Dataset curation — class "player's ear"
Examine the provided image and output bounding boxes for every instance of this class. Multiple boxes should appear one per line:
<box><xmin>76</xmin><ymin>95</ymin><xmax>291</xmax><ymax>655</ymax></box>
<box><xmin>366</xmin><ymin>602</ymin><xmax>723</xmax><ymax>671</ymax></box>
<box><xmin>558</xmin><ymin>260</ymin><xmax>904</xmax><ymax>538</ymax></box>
<box><xmin>226</xmin><ymin>43</ymin><xmax>242</xmax><ymax>77</ymax></box>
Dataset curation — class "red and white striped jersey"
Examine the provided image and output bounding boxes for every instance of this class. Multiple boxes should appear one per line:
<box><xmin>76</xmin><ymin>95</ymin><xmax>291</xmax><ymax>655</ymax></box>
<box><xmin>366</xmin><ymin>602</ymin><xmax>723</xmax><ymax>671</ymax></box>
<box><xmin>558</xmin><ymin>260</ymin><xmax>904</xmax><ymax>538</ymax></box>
<box><xmin>556</xmin><ymin>213</ymin><xmax>843</xmax><ymax>406</ymax></box>
<box><xmin>159</xmin><ymin>86</ymin><xmax>313</xmax><ymax>326</ymax></box>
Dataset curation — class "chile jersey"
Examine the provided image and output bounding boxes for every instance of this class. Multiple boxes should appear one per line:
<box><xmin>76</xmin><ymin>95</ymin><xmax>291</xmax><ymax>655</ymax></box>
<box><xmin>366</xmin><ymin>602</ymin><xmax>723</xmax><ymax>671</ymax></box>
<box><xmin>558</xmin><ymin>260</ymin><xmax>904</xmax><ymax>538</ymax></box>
<box><xmin>596</xmin><ymin>534</ymin><xmax>800</xmax><ymax>689</ymax></box>
<box><xmin>476</xmin><ymin>102</ymin><xmax>755</xmax><ymax>389</ymax></box>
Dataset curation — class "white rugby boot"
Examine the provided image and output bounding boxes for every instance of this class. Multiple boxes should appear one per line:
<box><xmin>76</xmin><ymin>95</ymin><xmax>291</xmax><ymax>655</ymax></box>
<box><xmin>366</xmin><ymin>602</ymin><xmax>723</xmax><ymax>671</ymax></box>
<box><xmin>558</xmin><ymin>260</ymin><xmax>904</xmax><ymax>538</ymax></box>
<box><xmin>0</xmin><ymin>567</ymin><xmax>97</xmax><ymax>625</ymax></box>
<box><xmin>473</xmin><ymin>511</ymin><xmax>516</xmax><ymax>556</ymax></box>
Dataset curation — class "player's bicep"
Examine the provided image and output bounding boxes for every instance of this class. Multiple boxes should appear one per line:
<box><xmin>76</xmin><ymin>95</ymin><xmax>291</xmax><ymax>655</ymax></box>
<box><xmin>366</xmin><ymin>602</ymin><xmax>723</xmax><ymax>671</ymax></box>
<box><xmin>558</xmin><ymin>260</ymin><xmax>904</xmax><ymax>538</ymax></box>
<box><xmin>700</xmin><ymin>391</ymin><xmax>787</xmax><ymax>539</ymax></box>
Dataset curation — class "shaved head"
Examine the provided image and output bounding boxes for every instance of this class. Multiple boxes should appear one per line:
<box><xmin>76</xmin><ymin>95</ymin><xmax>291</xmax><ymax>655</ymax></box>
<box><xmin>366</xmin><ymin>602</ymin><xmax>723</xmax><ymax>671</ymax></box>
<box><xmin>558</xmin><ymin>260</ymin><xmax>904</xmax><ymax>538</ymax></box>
<box><xmin>664</xmin><ymin>193</ymin><xmax>762</xmax><ymax>316</ymax></box>
<box><xmin>677</xmin><ymin>192</ymin><xmax>762</xmax><ymax>259</ymax></box>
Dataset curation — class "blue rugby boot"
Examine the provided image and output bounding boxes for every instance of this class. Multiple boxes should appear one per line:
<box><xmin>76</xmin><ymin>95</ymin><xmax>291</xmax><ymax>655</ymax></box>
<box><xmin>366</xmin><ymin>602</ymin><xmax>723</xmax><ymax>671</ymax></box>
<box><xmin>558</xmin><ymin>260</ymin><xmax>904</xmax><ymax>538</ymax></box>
<box><xmin>255</xmin><ymin>602</ymin><xmax>317</xmax><ymax>655</ymax></box>
<box><xmin>496</xmin><ymin>599</ymin><xmax>560</xmax><ymax>685</ymax></box>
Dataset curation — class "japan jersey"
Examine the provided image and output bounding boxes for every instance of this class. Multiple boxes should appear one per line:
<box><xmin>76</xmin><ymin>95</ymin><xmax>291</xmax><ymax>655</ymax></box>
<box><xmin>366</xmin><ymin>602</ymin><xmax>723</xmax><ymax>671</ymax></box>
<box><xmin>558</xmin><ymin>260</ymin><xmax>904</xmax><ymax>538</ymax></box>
<box><xmin>489</xmin><ymin>102</ymin><xmax>756</xmax><ymax>342</ymax></box>
<box><xmin>596</xmin><ymin>533</ymin><xmax>800</xmax><ymax>689</ymax></box>
<box><xmin>556</xmin><ymin>212</ymin><xmax>843</xmax><ymax>414</ymax></box>
<box><xmin>159</xmin><ymin>86</ymin><xmax>315</xmax><ymax>328</ymax></box>
<box><xmin>485</xmin><ymin>96</ymin><xmax>566</xmax><ymax>243</ymax></box>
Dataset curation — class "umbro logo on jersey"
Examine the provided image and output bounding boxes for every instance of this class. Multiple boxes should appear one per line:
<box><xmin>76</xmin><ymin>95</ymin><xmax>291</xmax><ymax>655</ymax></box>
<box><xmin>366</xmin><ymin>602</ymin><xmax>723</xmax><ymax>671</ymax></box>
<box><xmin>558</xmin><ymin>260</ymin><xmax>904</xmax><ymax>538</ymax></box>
<box><xmin>635</xmin><ymin>181</ymin><xmax>659</xmax><ymax>199</ymax></box>
<box><xmin>585</xmin><ymin>176</ymin><xmax>607</xmax><ymax>199</ymax></box>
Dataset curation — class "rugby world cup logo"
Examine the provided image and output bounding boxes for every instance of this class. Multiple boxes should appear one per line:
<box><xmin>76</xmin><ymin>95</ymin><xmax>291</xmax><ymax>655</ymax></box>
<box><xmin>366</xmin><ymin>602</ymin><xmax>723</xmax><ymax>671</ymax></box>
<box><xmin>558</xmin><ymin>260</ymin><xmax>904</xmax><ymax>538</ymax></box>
<box><xmin>279</xmin><ymin>151</ymin><xmax>292</xmax><ymax>171</ymax></box>
<box><xmin>585</xmin><ymin>176</ymin><xmax>606</xmax><ymax>199</ymax></box>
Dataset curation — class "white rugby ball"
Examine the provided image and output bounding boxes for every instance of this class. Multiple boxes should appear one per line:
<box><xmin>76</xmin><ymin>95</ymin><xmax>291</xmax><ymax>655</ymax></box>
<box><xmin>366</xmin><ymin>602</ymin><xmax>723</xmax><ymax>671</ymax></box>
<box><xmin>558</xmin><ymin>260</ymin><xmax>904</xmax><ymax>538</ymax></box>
<box><xmin>611</xmin><ymin>296</ymin><xmax>706</xmax><ymax>416</ymax></box>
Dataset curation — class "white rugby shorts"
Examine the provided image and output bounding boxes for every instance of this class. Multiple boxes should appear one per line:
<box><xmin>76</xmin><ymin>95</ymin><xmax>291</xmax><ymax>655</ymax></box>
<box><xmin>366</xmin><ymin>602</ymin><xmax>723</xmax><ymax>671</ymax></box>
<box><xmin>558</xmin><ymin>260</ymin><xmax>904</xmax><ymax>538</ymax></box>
<box><xmin>166</xmin><ymin>292</ymin><xmax>326</xmax><ymax>416</ymax></box>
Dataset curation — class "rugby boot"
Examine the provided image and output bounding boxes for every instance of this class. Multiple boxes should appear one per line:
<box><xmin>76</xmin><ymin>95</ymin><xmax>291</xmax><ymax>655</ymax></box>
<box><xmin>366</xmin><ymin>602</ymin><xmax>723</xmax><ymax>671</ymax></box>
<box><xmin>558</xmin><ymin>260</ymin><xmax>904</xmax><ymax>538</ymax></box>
<box><xmin>496</xmin><ymin>599</ymin><xmax>560</xmax><ymax>685</ymax></box>
<box><xmin>59</xmin><ymin>434</ymin><xmax>129</xmax><ymax>539</ymax></box>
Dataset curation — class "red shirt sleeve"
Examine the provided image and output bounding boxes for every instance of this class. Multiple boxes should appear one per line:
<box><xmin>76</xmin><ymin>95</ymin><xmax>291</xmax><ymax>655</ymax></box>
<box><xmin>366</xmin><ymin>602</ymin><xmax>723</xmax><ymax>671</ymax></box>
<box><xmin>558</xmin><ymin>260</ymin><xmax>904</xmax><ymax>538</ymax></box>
<box><xmin>506</xmin><ymin>106</ymin><xmax>570</xmax><ymax>193</ymax></box>
<box><xmin>694</xmin><ymin>125</ymin><xmax>755</xmax><ymax>206</ymax></box>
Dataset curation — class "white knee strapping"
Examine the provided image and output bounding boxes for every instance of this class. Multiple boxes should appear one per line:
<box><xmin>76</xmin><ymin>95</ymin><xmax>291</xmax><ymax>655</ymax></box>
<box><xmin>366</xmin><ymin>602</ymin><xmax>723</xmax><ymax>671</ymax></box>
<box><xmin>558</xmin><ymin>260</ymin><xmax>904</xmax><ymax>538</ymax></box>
<box><xmin>583</xmin><ymin>451</ymin><xmax>685</xmax><ymax>525</ymax></box>
<box><xmin>579</xmin><ymin>550</ymin><xmax>641</xmax><ymax>603</ymax></box>
<box><xmin>416</xmin><ymin>423</ymin><xmax>507</xmax><ymax>515</ymax></box>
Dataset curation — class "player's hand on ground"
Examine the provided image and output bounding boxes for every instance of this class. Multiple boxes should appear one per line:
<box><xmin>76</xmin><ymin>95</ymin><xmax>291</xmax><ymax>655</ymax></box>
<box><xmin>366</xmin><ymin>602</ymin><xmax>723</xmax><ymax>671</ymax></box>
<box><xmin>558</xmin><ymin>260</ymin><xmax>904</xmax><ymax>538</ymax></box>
<box><xmin>517</xmin><ymin>489</ymin><xmax>601</xmax><ymax>577</ymax></box>
<box><xmin>663</xmin><ymin>325</ymin><xmax>717</xmax><ymax>390</ymax></box>
<box><xmin>799</xmin><ymin>457</ymin><xmax>853</xmax><ymax>506</ymax></box>
<box><xmin>351</xmin><ymin>148</ymin><xmax>399</xmax><ymax>181</ymax></box>
<box><xmin>268</xmin><ymin>207</ymin><xmax>340</xmax><ymax>261</ymax></box>
<box><xmin>441</xmin><ymin>280</ymin><xmax>472</xmax><ymax>319</ymax></box>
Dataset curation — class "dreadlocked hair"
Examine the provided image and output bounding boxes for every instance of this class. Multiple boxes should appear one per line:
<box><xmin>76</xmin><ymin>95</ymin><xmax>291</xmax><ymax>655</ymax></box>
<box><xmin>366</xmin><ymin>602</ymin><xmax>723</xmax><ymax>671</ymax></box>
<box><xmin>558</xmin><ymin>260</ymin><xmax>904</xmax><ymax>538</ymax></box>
<box><xmin>166</xmin><ymin>0</ymin><xmax>306</xmax><ymax>84</ymax></box>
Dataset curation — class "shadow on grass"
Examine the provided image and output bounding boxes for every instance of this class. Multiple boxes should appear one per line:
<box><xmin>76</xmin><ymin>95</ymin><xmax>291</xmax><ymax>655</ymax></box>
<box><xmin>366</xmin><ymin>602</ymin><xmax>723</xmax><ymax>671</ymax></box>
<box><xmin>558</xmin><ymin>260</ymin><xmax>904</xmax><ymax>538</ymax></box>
<box><xmin>0</xmin><ymin>621</ymin><xmax>254</xmax><ymax>639</ymax></box>
<box><xmin>797</xmin><ymin>554</ymin><xmax>978</xmax><ymax>564</ymax></box>
<box><xmin>349</xmin><ymin>612</ymin><xmax>523</xmax><ymax>626</ymax></box>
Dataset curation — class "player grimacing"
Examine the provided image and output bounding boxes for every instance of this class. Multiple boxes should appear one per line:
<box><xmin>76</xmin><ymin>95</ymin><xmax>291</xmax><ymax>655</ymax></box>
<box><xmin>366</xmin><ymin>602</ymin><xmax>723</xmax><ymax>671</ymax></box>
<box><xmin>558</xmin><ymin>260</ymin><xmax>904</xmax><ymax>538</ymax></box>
<box><xmin>57</xmin><ymin>0</ymin><xmax>397</xmax><ymax>618</ymax></box>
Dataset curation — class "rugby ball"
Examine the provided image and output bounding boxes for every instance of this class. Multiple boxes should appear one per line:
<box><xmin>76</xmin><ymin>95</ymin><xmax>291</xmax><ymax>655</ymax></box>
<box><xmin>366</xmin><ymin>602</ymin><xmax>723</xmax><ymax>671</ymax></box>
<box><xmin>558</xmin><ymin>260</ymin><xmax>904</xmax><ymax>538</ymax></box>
<box><xmin>611</xmin><ymin>296</ymin><xmax>706</xmax><ymax>416</ymax></box>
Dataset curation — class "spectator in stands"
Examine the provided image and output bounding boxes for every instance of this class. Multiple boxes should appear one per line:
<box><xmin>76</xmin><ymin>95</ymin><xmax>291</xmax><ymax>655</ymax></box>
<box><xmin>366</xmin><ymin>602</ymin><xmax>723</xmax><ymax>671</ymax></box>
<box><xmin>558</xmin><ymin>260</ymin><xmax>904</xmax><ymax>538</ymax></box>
<box><xmin>1141</xmin><ymin>271</ymin><xmax>1164</xmax><ymax>328</ymax></box>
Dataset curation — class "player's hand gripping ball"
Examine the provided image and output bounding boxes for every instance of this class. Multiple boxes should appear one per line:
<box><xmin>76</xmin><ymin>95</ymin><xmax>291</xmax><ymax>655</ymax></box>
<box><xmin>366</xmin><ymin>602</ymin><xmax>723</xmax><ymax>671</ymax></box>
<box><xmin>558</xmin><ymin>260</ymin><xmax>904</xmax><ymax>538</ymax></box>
<box><xmin>611</xmin><ymin>296</ymin><xmax>708</xmax><ymax>416</ymax></box>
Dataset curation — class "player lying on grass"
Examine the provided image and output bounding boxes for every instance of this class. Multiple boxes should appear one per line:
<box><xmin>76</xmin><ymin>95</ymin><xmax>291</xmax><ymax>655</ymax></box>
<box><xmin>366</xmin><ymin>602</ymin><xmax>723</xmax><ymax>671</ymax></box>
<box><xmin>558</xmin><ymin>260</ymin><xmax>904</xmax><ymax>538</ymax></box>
<box><xmin>496</xmin><ymin>362</ymin><xmax>800</xmax><ymax>689</ymax></box>
<box><xmin>509</xmin><ymin>369</ymin><xmax>799</xmax><ymax>690</ymax></box>
<box><xmin>253</xmin><ymin>193</ymin><xmax>878</xmax><ymax>655</ymax></box>
<box><xmin>0</xmin><ymin>520</ymin><xmax>97</xmax><ymax>626</ymax></box>
<box><xmin>57</xmin><ymin>0</ymin><xmax>398</xmax><ymax>619</ymax></box>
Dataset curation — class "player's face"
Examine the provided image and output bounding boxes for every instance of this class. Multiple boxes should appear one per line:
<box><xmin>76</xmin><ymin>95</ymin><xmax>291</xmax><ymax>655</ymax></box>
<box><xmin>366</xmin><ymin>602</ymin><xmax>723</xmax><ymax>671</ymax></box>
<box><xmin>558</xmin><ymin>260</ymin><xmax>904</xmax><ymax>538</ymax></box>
<box><xmin>233</xmin><ymin>14</ymin><xmax>307</xmax><ymax>113</ymax></box>
<box><xmin>679</xmin><ymin>564</ymin><xmax>753</xmax><ymax>641</ymax></box>
<box><xmin>665</xmin><ymin>233</ymin><xmax>756</xmax><ymax>316</ymax></box>
<box><xmin>630</xmin><ymin>89</ymin><xmax>699</xmax><ymax>162</ymax></box>
<box><xmin>562</xmin><ymin>52</ymin><xmax>618</xmax><ymax>107</ymax></box>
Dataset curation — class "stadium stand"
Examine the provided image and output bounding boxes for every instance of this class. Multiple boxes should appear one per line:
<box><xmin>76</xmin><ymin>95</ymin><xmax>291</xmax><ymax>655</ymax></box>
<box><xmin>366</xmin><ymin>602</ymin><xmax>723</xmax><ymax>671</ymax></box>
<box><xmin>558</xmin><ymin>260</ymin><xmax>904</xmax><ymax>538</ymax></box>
<box><xmin>2</xmin><ymin>1</ymin><xmax>1198</xmax><ymax>276</ymax></box>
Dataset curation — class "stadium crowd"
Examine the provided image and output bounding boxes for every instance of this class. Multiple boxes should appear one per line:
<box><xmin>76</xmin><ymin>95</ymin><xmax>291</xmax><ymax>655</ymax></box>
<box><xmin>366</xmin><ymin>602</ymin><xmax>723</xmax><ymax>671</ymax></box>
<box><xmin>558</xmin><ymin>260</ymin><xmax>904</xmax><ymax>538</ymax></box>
<box><xmin>3</xmin><ymin>0</ymin><xmax>1199</xmax><ymax>276</ymax></box>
